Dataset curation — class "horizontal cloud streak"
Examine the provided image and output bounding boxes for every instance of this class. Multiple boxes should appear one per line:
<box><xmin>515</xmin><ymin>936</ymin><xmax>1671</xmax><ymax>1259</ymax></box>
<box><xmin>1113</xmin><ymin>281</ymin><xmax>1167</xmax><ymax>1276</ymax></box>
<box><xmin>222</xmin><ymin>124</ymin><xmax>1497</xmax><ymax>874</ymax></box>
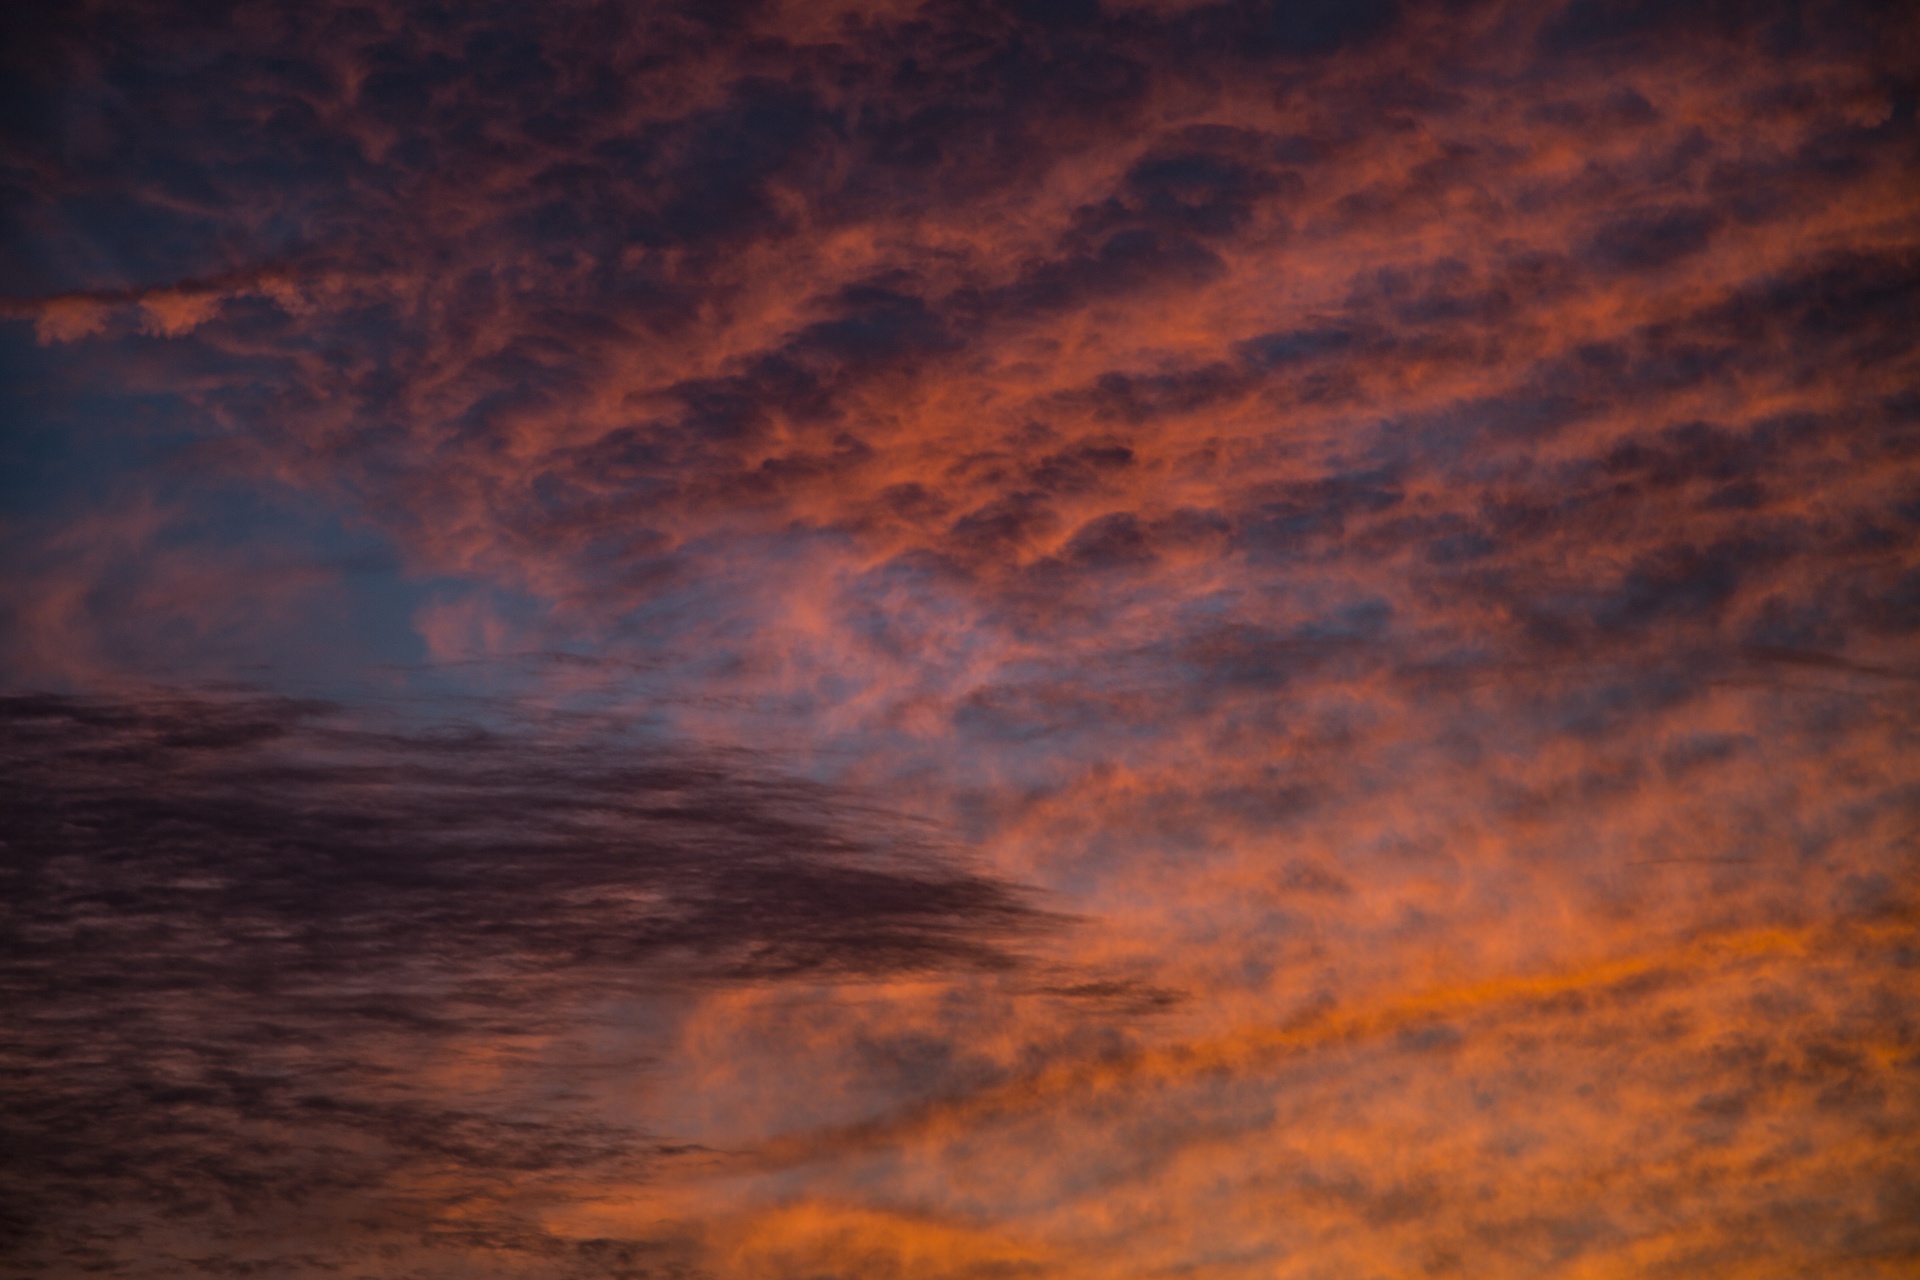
<box><xmin>0</xmin><ymin>693</ymin><xmax>1051</xmax><ymax>1272</ymax></box>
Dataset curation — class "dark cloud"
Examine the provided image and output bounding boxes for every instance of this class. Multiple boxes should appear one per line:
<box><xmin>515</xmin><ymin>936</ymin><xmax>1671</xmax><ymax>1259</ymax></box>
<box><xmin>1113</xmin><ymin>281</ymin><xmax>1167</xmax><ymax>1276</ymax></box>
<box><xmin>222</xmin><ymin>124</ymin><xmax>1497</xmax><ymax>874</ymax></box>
<box><xmin>0</xmin><ymin>692</ymin><xmax>1051</xmax><ymax>1273</ymax></box>
<box><xmin>1175</xmin><ymin>0</ymin><xmax>1405</xmax><ymax>59</ymax></box>
<box><xmin>1535</xmin><ymin>0</ymin><xmax>1823</xmax><ymax>58</ymax></box>
<box><xmin>1586</xmin><ymin>205</ymin><xmax>1723</xmax><ymax>273</ymax></box>
<box><xmin>0</xmin><ymin>693</ymin><xmax>1048</xmax><ymax>980</ymax></box>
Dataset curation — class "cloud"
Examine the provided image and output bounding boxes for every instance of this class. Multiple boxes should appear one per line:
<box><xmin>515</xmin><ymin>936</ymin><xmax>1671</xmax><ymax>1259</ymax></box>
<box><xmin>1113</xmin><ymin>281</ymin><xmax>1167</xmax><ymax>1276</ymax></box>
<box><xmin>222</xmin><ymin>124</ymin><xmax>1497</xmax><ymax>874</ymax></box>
<box><xmin>0</xmin><ymin>691</ymin><xmax>1053</xmax><ymax>1273</ymax></box>
<box><xmin>2</xmin><ymin>0</ymin><xmax>1917</xmax><ymax>1274</ymax></box>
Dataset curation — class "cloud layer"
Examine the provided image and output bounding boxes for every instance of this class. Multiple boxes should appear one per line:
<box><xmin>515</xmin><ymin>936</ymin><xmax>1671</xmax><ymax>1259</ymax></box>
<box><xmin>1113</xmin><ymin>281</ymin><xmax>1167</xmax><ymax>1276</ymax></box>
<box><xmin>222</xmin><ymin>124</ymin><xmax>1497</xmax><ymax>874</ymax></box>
<box><xmin>0</xmin><ymin>693</ymin><xmax>1051</xmax><ymax>1273</ymax></box>
<box><xmin>3</xmin><ymin>0</ymin><xmax>1917</xmax><ymax>1275</ymax></box>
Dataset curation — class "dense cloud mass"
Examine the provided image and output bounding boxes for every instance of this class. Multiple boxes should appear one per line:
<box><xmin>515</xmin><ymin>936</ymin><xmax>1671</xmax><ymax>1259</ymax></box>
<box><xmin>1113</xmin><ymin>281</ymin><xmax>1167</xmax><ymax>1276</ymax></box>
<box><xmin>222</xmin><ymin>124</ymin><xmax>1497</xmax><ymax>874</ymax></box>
<box><xmin>0</xmin><ymin>694</ymin><xmax>1046</xmax><ymax>1274</ymax></box>
<box><xmin>2</xmin><ymin>0</ymin><xmax>1917</xmax><ymax>1275</ymax></box>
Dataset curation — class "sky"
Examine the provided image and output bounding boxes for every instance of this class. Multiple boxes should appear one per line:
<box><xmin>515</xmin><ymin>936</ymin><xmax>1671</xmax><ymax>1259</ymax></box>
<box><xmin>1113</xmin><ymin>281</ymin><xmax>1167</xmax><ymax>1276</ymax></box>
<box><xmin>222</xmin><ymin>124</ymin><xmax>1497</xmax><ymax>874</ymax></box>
<box><xmin>1</xmin><ymin>0</ymin><xmax>1917</xmax><ymax>1276</ymax></box>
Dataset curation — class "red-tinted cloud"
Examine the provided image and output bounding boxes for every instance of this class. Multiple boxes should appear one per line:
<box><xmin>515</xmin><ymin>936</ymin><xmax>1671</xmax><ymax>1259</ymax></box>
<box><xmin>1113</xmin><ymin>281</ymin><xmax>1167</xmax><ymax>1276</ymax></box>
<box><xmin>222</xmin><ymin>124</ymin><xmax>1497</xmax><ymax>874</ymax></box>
<box><xmin>3</xmin><ymin>0</ymin><xmax>1916</xmax><ymax>1275</ymax></box>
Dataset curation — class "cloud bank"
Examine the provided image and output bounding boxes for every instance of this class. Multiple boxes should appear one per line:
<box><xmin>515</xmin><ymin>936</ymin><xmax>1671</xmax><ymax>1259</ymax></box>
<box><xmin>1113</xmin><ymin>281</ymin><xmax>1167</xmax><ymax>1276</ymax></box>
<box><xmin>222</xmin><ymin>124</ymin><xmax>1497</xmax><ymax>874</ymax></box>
<box><xmin>2</xmin><ymin>0</ymin><xmax>1916</xmax><ymax>1274</ymax></box>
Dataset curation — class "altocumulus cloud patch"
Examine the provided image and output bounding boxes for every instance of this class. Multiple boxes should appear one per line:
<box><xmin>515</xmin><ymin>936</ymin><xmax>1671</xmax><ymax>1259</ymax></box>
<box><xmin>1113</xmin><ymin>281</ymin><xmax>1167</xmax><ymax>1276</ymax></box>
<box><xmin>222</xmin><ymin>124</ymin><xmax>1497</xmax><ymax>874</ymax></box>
<box><xmin>2</xmin><ymin>0</ymin><xmax>1918</xmax><ymax>1276</ymax></box>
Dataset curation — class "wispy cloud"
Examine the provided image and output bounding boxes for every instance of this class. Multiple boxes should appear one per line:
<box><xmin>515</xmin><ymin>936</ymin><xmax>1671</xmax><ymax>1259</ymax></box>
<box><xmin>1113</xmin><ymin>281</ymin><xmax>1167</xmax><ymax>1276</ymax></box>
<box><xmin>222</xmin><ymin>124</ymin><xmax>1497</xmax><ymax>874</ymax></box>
<box><xmin>0</xmin><ymin>693</ymin><xmax>1051</xmax><ymax>1271</ymax></box>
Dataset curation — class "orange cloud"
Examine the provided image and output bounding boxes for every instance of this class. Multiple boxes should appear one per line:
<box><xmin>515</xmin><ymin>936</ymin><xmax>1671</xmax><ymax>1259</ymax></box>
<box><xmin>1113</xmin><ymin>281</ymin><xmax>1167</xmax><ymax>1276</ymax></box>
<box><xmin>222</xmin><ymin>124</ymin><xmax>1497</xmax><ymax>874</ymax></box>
<box><xmin>3</xmin><ymin>0</ymin><xmax>1916</xmax><ymax>1275</ymax></box>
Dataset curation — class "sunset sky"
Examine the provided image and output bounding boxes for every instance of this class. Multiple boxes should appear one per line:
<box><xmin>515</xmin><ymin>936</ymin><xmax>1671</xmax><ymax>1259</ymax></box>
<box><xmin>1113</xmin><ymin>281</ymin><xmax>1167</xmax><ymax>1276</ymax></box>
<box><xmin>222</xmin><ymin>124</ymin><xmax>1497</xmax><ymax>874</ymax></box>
<box><xmin>3</xmin><ymin>1</ymin><xmax>1918</xmax><ymax>1276</ymax></box>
